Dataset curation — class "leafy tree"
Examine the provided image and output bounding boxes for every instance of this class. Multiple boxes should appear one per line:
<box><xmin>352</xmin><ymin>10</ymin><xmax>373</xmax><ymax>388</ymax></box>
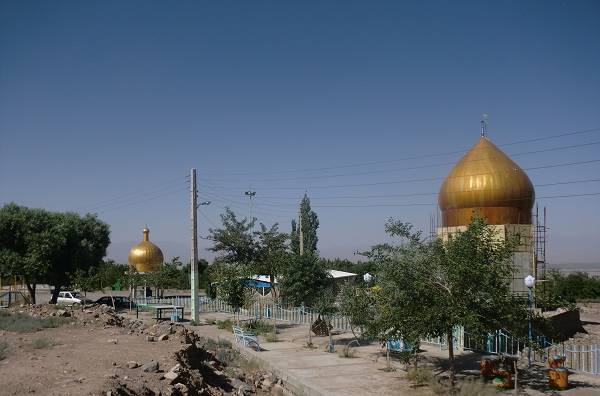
<box><xmin>0</xmin><ymin>204</ymin><xmax>110</xmax><ymax>304</ymax></box>
<box><xmin>366</xmin><ymin>217</ymin><xmax>527</xmax><ymax>383</ymax></box>
<box><xmin>254</xmin><ymin>223</ymin><xmax>289</xmax><ymax>296</ymax></box>
<box><xmin>542</xmin><ymin>270</ymin><xmax>600</xmax><ymax>304</ymax></box>
<box><xmin>0</xmin><ymin>204</ymin><xmax>55</xmax><ymax>303</ymax></box>
<box><xmin>337</xmin><ymin>283</ymin><xmax>377</xmax><ymax>341</ymax></box>
<box><xmin>208</xmin><ymin>208</ymin><xmax>256</xmax><ymax>267</ymax></box>
<box><xmin>279</xmin><ymin>253</ymin><xmax>331</xmax><ymax>307</ymax></box>
<box><xmin>290</xmin><ymin>193</ymin><xmax>319</xmax><ymax>255</ymax></box>
<box><xmin>45</xmin><ymin>211</ymin><xmax>110</xmax><ymax>303</ymax></box>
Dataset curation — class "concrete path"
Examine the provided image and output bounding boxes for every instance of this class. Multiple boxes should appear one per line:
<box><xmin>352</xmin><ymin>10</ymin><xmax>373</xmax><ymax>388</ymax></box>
<box><xmin>190</xmin><ymin>312</ymin><xmax>431</xmax><ymax>396</ymax></box>
<box><xmin>185</xmin><ymin>312</ymin><xmax>600</xmax><ymax>396</ymax></box>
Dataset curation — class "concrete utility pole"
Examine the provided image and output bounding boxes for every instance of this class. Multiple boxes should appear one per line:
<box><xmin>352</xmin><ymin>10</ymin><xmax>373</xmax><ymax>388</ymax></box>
<box><xmin>190</xmin><ymin>168</ymin><xmax>199</xmax><ymax>322</ymax></box>
<box><xmin>298</xmin><ymin>204</ymin><xmax>304</xmax><ymax>255</ymax></box>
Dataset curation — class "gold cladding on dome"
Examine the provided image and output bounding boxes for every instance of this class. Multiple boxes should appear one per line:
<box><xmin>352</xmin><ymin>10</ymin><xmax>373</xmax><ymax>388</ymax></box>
<box><xmin>128</xmin><ymin>227</ymin><xmax>164</xmax><ymax>273</ymax></box>
<box><xmin>438</xmin><ymin>136</ymin><xmax>535</xmax><ymax>227</ymax></box>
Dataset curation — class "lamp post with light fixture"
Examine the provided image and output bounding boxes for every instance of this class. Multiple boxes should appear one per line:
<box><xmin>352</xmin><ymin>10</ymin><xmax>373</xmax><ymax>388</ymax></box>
<box><xmin>524</xmin><ymin>274</ymin><xmax>536</xmax><ymax>366</ymax></box>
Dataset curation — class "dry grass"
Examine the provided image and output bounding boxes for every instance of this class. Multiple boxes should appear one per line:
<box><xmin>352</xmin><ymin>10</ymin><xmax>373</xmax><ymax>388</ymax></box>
<box><xmin>31</xmin><ymin>337</ymin><xmax>61</xmax><ymax>349</ymax></box>
<box><xmin>0</xmin><ymin>341</ymin><xmax>7</xmax><ymax>360</ymax></box>
<box><xmin>0</xmin><ymin>311</ymin><xmax>72</xmax><ymax>333</ymax></box>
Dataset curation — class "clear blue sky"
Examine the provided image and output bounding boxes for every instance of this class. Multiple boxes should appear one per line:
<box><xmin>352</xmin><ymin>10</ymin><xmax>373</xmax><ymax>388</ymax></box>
<box><xmin>1</xmin><ymin>1</ymin><xmax>599</xmax><ymax>266</ymax></box>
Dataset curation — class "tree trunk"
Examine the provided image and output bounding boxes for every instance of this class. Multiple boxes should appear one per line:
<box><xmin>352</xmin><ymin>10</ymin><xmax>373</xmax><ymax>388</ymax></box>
<box><xmin>25</xmin><ymin>280</ymin><xmax>36</xmax><ymax>304</ymax></box>
<box><xmin>50</xmin><ymin>286</ymin><xmax>61</xmax><ymax>304</ymax></box>
<box><xmin>447</xmin><ymin>329</ymin><xmax>455</xmax><ymax>386</ymax></box>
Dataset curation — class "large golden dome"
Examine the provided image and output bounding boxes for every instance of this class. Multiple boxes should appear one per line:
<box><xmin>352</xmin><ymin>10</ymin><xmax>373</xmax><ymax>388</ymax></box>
<box><xmin>128</xmin><ymin>227</ymin><xmax>164</xmax><ymax>273</ymax></box>
<box><xmin>439</xmin><ymin>136</ymin><xmax>535</xmax><ymax>227</ymax></box>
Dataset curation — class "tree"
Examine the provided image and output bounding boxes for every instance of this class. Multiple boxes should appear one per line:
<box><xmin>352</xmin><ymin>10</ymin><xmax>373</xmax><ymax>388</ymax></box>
<box><xmin>0</xmin><ymin>204</ymin><xmax>55</xmax><ymax>303</ymax></box>
<box><xmin>279</xmin><ymin>253</ymin><xmax>331</xmax><ymax>307</ymax></box>
<box><xmin>0</xmin><ymin>204</ymin><xmax>110</xmax><ymax>304</ymax></box>
<box><xmin>254</xmin><ymin>223</ymin><xmax>289</xmax><ymax>296</ymax></box>
<box><xmin>45</xmin><ymin>211</ymin><xmax>110</xmax><ymax>303</ymax></box>
<box><xmin>366</xmin><ymin>216</ymin><xmax>526</xmax><ymax>384</ymax></box>
<box><xmin>208</xmin><ymin>208</ymin><xmax>256</xmax><ymax>267</ymax></box>
<box><xmin>290</xmin><ymin>193</ymin><xmax>319</xmax><ymax>255</ymax></box>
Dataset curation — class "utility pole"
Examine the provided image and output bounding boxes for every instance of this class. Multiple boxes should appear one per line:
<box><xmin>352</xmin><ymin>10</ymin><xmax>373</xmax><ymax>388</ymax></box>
<box><xmin>298</xmin><ymin>204</ymin><xmax>304</xmax><ymax>255</ymax></box>
<box><xmin>190</xmin><ymin>168</ymin><xmax>199</xmax><ymax>323</ymax></box>
<box><xmin>244</xmin><ymin>190</ymin><xmax>256</xmax><ymax>225</ymax></box>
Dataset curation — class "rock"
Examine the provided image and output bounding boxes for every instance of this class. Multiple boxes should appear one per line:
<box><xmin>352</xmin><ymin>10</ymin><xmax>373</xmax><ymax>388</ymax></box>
<box><xmin>261</xmin><ymin>378</ymin><xmax>273</xmax><ymax>390</ymax></box>
<box><xmin>173</xmin><ymin>383</ymin><xmax>189</xmax><ymax>396</ymax></box>
<box><xmin>169</xmin><ymin>364</ymin><xmax>181</xmax><ymax>373</ymax></box>
<box><xmin>237</xmin><ymin>384</ymin><xmax>252</xmax><ymax>396</ymax></box>
<box><xmin>56</xmin><ymin>309</ymin><xmax>71</xmax><ymax>317</ymax></box>
<box><xmin>230</xmin><ymin>378</ymin><xmax>245</xmax><ymax>388</ymax></box>
<box><xmin>127</xmin><ymin>361</ymin><xmax>138</xmax><ymax>369</ymax></box>
<box><xmin>163</xmin><ymin>371</ymin><xmax>179</xmax><ymax>382</ymax></box>
<box><xmin>107</xmin><ymin>339</ymin><xmax>118</xmax><ymax>344</ymax></box>
<box><xmin>158</xmin><ymin>334</ymin><xmax>169</xmax><ymax>341</ymax></box>
<box><xmin>146</xmin><ymin>335</ymin><xmax>155</xmax><ymax>342</ymax></box>
<box><xmin>141</xmin><ymin>360</ymin><xmax>159</xmax><ymax>373</ymax></box>
<box><xmin>272</xmin><ymin>383</ymin><xmax>285</xmax><ymax>396</ymax></box>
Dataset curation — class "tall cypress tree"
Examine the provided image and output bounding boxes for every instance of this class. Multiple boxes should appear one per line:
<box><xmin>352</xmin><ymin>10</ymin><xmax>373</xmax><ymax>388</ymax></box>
<box><xmin>290</xmin><ymin>193</ymin><xmax>319</xmax><ymax>255</ymax></box>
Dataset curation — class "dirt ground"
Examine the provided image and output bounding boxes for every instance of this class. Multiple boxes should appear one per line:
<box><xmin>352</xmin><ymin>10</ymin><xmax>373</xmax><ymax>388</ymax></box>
<box><xmin>0</xmin><ymin>305</ymin><xmax>289</xmax><ymax>396</ymax></box>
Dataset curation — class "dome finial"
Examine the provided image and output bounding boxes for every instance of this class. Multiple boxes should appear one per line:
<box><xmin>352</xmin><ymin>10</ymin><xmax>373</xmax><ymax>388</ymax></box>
<box><xmin>143</xmin><ymin>226</ymin><xmax>149</xmax><ymax>241</ymax></box>
<box><xmin>480</xmin><ymin>113</ymin><xmax>489</xmax><ymax>137</ymax></box>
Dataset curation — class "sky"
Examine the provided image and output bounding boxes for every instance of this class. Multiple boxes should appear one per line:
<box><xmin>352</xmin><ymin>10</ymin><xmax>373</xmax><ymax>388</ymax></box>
<box><xmin>1</xmin><ymin>1</ymin><xmax>599</xmax><ymax>267</ymax></box>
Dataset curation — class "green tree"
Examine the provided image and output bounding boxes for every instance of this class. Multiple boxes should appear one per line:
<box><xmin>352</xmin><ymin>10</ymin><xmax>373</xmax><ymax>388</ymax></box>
<box><xmin>46</xmin><ymin>211</ymin><xmax>110</xmax><ymax>303</ymax></box>
<box><xmin>0</xmin><ymin>204</ymin><xmax>55</xmax><ymax>303</ymax></box>
<box><xmin>367</xmin><ymin>217</ymin><xmax>526</xmax><ymax>383</ymax></box>
<box><xmin>0</xmin><ymin>204</ymin><xmax>110</xmax><ymax>304</ymax></box>
<box><xmin>208</xmin><ymin>208</ymin><xmax>256</xmax><ymax>267</ymax></box>
<box><xmin>290</xmin><ymin>193</ymin><xmax>319</xmax><ymax>255</ymax></box>
<box><xmin>254</xmin><ymin>223</ymin><xmax>289</xmax><ymax>296</ymax></box>
<box><xmin>279</xmin><ymin>253</ymin><xmax>331</xmax><ymax>307</ymax></box>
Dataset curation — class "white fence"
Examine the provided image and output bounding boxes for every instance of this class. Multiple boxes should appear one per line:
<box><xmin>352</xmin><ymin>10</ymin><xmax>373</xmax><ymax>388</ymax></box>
<box><xmin>132</xmin><ymin>296</ymin><xmax>600</xmax><ymax>376</ymax></box>
<box><xmin>132</xmin><ymin>296</ymin><xmax>354</xmax><ymax>332</ymax></box>
<box><xmin>534</xmin><ymin>343</ymin><xmax>600</xmax><ymax>376</ymax></box>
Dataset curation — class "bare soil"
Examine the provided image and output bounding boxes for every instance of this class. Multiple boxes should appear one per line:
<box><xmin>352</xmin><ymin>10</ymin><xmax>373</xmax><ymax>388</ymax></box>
<box><xmin>0</xmin><ymin>305</ymin><xmax>290</xmax><ymax>396</ymax></box>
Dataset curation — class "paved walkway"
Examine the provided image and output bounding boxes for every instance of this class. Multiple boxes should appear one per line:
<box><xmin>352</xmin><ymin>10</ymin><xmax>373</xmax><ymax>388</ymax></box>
<box><xmin>184</xmin><ymin>311</ymin><xmax>600</xmax><ymax>396</ymax></box>
<box><xmin>191</xmin><ymin>312</ymin><xmax>422</xmax><ymax>396</ymax></box>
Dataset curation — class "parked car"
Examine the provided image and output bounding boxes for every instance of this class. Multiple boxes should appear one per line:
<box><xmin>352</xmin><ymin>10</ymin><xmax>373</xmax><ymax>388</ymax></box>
<box><xmin>95</xmin><ymin>296</ymin><xmax>134</xmax><ymax>309</ymax></box>
<box><xmin>56</xmin><ymin>291</ymin><xmax>84</xmax><ymax>305</ymax></box>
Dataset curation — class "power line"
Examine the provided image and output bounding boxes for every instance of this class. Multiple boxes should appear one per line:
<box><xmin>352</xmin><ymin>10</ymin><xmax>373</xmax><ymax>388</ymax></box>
<box><xmin>96</xmin><ymin>187</ymin><xmax>188</xmax><ymax>214</ymax></box>
<box><xmin>201</xmin><ymin>158</ymin><xmax>600</xmax><ymax>192</ymax></box>
<box><xmin>200</xmin><ymin>127</ymin><xmax>600</xmax><ymax>177</ymax></box>
<box><xmin>200</xmin><ymin>178</ymin><xmax>600</xmax><ymax>201</ymax></box>
<box><xmin>199</xmin><ymin>140</ymin><xmax>600</xmax><ymax>184</ymax></box>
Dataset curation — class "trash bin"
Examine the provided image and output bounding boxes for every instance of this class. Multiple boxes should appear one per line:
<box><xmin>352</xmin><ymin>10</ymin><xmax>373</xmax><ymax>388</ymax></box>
<box><xmin>549</xmin><ymin>367</ymin><xmax>569</xmax><ymax>389</ymax></box>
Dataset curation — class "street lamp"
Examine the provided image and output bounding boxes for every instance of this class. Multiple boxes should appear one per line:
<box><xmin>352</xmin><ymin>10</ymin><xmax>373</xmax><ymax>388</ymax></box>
<box><xmin>524</xmin><ymin>275</ymin><xmax>535</xmax><ymax>366</ymax></box>
<box><xmin>197</xmin><ymin>201</ymin><xmax>211</xmax><ymax>208</ymax></box>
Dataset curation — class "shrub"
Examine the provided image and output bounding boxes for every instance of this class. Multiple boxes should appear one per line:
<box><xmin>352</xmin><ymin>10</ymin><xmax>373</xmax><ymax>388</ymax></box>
<box><xmin>406</xmin><ymin>367</ymin><xmax>433</xmax><ymax>386</ymax></box>
<box><xmin>264</xmin><ymin>331</ymin><xmax>278</xmax><ymax>343</ymax></box>
<box><xmin>216</xmin><ymin>318</ymin><xmax>234</xmax><ymax>331</ymax></box>
<box><xmin>242</xmin><ymin>320</ymin><xmax>275</xmax><ymax>336</ymax></box>
<box><xmin>31</xmin><ymin>337</ymin><xmax>60</xmax><ymax>349</ymax></box>
<box><xmin>0</xmin><ymin>312</ymin><xmax>72</xmax><ymax>333</ymax></box>
<box><xmin>0</xmin><ymin>341</ymin><xmax>7</xmax><ymax>360</ymax></box>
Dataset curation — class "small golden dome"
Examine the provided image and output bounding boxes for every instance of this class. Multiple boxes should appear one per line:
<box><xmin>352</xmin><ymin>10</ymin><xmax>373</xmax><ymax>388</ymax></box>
<box><xmin>439</xmin><ymin>136</ymin><xmax>535</xmax><ymax>227</ymax></box>
<box><xmin>128</xmin><ymin>227</ymin><xmax>164</xmax><ymax>273</ymax></box>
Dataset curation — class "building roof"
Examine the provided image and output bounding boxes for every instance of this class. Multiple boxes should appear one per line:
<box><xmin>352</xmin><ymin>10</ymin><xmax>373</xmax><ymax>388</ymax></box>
<box><xmin>249</xmin><ymin>269</ymin><xmax>357</xmax><ymax>285</ymax></box>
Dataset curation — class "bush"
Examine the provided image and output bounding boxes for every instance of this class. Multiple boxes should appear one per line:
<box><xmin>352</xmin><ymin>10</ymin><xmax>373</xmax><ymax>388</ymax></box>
<box><xmin>31</xmin><ymin>337</ymin><xmax>60</xmax><ymax>349</ymax></box>
<box><xmin>0</xmin><ymin>341</ymin><xmax>7</xmax><ymax>360</ymax></box>
<box><xmin>406</xmin><ymin>367</ymin><xmax>433</xmax><ymax>386</ymax></box>
<box><xmin>216</xmin><ymin>318</ymin><xmax>234</xmax><ymax>331</ymax></box>
<box><xmin>0</xmin><ymin>312</ymin><xmax>72</xmax><ymax>333</ymax></box>
<box><xmin>264</xmin><ymin>331</ymin><xmax>278</xmax><ymax>342</ymax></box>
<box><xmin>242</xmin><ymin>320</ymin><xmax>276</xmax><ymax>336</ymax></box>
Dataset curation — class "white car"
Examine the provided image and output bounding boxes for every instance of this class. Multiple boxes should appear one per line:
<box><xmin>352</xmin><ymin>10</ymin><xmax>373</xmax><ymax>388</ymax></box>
<box><xmin>56</xmin><ymin>291</ymin><xmax>83</xmax><ymax>305</ymax></box>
